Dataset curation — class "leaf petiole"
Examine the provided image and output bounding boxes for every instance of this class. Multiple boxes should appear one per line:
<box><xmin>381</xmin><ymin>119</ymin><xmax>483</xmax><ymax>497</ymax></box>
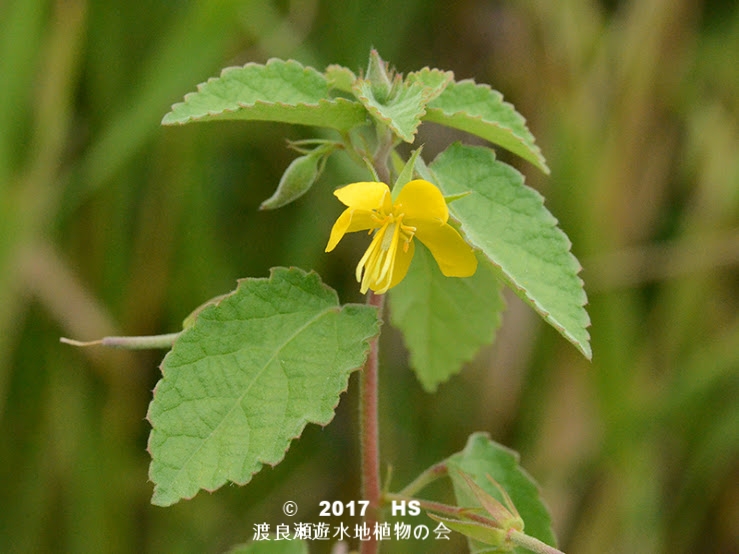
<box><xmin>60</xmin><ymin>333</ymin><xmax>181</xmax><ymax>349</ymax></box>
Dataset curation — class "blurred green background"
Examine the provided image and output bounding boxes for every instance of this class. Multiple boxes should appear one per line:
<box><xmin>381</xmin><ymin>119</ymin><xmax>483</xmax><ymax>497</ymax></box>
<box><xmin>1</xmin><ymin>0</ymin><xmax>737</xmax><ymax>552</ymax></box>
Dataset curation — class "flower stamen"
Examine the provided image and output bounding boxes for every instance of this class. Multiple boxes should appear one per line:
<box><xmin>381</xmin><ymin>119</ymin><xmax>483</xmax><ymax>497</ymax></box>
<box><xmin>326</xmin><ymin>179</ymin><xmax>477</xmax><ymax>294</ymax></box>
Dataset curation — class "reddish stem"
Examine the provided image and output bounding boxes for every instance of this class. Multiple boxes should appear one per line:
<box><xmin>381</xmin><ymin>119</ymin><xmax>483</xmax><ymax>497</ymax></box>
<box><xmin>360</xmin><ymin>290</ymin><xmax>385</xmax><ymax>554</ymax></box>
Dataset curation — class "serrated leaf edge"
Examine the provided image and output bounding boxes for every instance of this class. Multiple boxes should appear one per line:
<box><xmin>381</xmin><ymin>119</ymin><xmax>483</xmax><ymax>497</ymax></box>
<box><xmin>324</xmin><ymin>63</ymin><xmax>357</xmax><ymax>93</ymax></box>
<box><xmin>352</xmin><ymin>80</ymin><xmax>431</xmax><ymax>142</ymax></box>
<box><xmin>163</xmin><ymin>96</ymin><xmax>365</xmax><ymax>127</ymax></box>
<box><xmin>390</xmin><ymin>255</ymin><xmax>505</xmax><ymax>392</ymax></box>
<box><xmin>405</xmin><ymin>67</ymin><xmax>455</xmax><ymax>103</ymax></box>
<box><xmin>147</xmin><ymin>267</ymin><xmax>380</xmax><ymax>504</ymax></box>
<box><xmin>162</xmin><ymin>58</ymin><xmax>366</xmax><ymax>128</ymax></box>
<box><xmin>426</xmin><ymin>154</ymin><xmax>591</xmax><ymax>359</ymax></box>
<box><xmin>463</xmin><ymin>206</ymin><xmax>591</xmax><ymax>359</ymax></box>
<box><xmin>449</xmin><ymin>432</ymin><xmax>559</xmax><ymax>551</ymax></box>
<box><xmin>425</xmin><ymin>79</ymin><xmax>550</xmax><ymax>174</ymax></box>
<box><xmin>483</xmin><ymin>220</ymin><xmax>591</xmax><ymax>360</ymax></box>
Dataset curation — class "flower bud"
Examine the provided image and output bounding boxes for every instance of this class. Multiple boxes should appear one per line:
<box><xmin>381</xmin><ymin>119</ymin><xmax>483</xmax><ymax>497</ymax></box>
<box><xmin>366</xmin><ymin>49</ymin><xmax>393</xmax><ymax>104</ymax></box>
<box><xmin>260</xmin><ymin>150</ymin><xmax>325</xmax><ymax>210</ymax></box>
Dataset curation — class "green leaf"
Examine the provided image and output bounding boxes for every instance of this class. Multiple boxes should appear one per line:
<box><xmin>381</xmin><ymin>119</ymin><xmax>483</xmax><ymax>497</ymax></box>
<box><xmin>444</xmin><ymin>191</ymin><xmax>472</xmax><ymax>204</ymax></box>
<box><xmin>391</xmin><ymin>146</ymin><xmax>424</xmax><ymax>199</ymax></box>
<box><xmin>162</xmin><ymin>59</ymin><xmax>367</xmax><ymax>132</ymax></box>
<box><xmin>405</xmin><ymin>67</ymin><xmax>454</xmax><ymax>103</ymax></box>
<box><xmin>182</xmin><ymin>292</ymin><xmax>231</xmax><ymax>329</ymax></box>
<box><xmin>446</xmin><ymin>433</ymin><xmax>557</xmax><ymax>553</ymax></box>
<box><xmin>424</xmin><ymin>80</ymin><xmax>550</xmax><ymax>174</ymax></box>
<box><xmin>427</xmin><ymin>514</ymin><xmax>508</xmax><ymax>549</ymax></box>
<box><xmin>455</xmin><ymin>471</ymin><xmax>523</xmax><ymax>530</ymax></box>
<box><xmin>353</xmin><ymin>78</ymin><xmax>428</xmax><ymax>142</ymax></box>
<box><xmin>325</xmin><ymin>63</ymin><xmax>356</xmax><ymax>93</ymax></box>
<box><xmin>430</xmin><ymin>143</ymin><xmax>591</xmax><ymax>360</ymax></box>
<box><xmin>147</xmin><ymin>268</ymin><xmax>379</xmax><ymax>506</ymax></box>
<box><xmin>389</xmin><ymin>247</ymin><xmax>505</xmax><ymax>392</ymax></box>
<box><xmin>226</xmin><ymin>540</ymin><xmax>309</xmax><ymax>554</ymax></box>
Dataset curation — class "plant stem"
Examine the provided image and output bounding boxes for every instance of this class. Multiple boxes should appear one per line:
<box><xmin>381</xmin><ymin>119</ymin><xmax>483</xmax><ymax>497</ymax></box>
<box><xmin>373</xmin><ymin>127</ymin><xmax>394</xmax><ymax>185</ymax></box>
<box><xmin>509</xmin><ymin>530</ymin><xmax>566</xmax><ymax>554</ymax></box>
<box><xmin>384</xmin><ymin>493</ymin><xmax>566</xmax><ymax>554</ymax></box>
<box><xmin>396</xmin><ymin>462</ymin><xmax>448</xmax><ymax>497</ymax></box>
<box><xmin>360</xmin><ymin>290</ymin><xmax>384</xmax><ymax>554</ymax></box>
<box><xmin>384</xmin><ymin>492</ymin><xmax>497</xmax><ymax>527</ymax></box>
<box><xmin>60</xmin><ymin>333</ymin><xmax>180</xmax><ymax>349</ymax></box>
<box><xmin>358</xmin><ymin>125</ymin><xmax>393</xmax><ymax>554</ymax></box>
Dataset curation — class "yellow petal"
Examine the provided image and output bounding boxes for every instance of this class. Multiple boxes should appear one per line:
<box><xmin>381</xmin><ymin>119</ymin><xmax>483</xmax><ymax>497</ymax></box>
<box><xmin>393</xmin><ymin>179</ymin><xmax>448</xmax><ymax>225</ymax></box>
<box><xmin>325</xmin><ymin>207</ymin><xmax>379</xmax><ymax>252</ymax></box>
<box><xmin>334</xmin><ymin>181</ymin><xmax>391</xmax><ymax>211</ymax></box>
<box><xmin>415</xmin><ymin>223</ymin><xmax>477</xmax><ymax>277</ymax></box>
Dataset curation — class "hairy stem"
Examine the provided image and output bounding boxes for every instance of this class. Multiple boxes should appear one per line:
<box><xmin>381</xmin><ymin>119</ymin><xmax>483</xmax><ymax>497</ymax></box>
<box><xmin>509</xmin><ymin>530</ymin><xmax>566</xmax><ymax>554</ymax></box>
<box><xmin>373</xmin><ymin>127</ymin><xmax>394</xmax><ymax>185</ymax></box>
<box><xmin>384</xmin><ymin>492</ymin><xmax>497</xmax><ymax>527</ymax></box>
<box><xmin>60</xmin><ymin>333</ymin><xmax>180</xmax><ymax>349</ymax></box>
<box><xmin>360</xmin><ymin>290</ymin><xmax>385</xmax><ymax>554</ymax></box>
<box><xmin>396</xmin><ymin>462</ymin><xmax>448</xmax><ymax>497</ymax></box>
<box><xmin>384</xmin><ymin>493</ymin><xmax>566</xmax><ymax>554</ymax></box>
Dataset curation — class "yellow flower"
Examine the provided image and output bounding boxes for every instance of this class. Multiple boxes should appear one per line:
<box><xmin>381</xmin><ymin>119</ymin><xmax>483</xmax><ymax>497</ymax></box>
<box><xmin>325</xmin><ymin>179</ymin><xmax>477</xmax><ymax>294</ymax></box>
